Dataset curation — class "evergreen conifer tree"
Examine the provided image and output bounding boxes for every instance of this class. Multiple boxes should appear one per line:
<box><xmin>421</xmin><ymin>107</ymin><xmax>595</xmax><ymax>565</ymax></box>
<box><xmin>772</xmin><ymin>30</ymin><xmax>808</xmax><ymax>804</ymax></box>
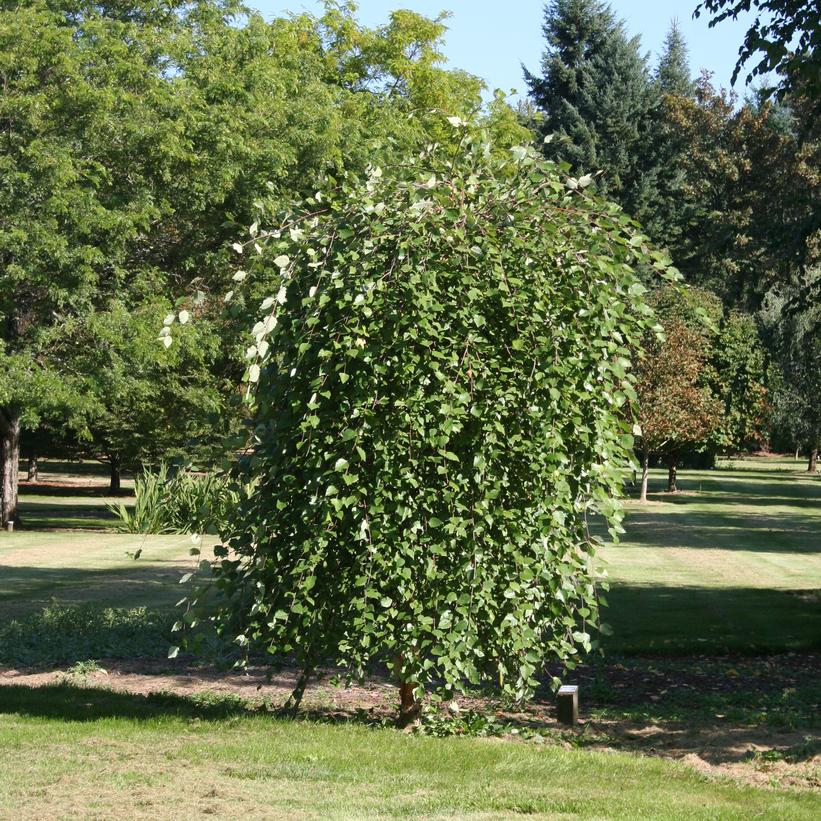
<box><xmin>656</xmin><ymin>20</ymin><xmax>694</xmax><ymax>97</ymax></box>
<box><xmin>644</xmin><ymin>22</ymin><xmax>695</xmax><ymax>248</ymax></box>
<box><xmin>524</xmin><ymin>0</ymin><xmax>659</xmax><ymax>220</ymax></box>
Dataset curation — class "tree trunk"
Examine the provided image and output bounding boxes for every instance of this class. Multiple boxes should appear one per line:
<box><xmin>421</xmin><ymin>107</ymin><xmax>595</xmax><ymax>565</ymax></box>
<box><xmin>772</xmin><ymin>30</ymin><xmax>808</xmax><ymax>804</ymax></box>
<box><xmin>667</xmin><ymin>455</ymin><xmax>678</xmax><ymax>493</ymax></box>
<box><xmin>1</xmin><ymin>410</ymin><xmax>21</xmax><ymax>527</ymax></box>
<box><xmin>809</xmin><ymin>448</ymin><xmax>818</xmax><ymax>473</ymax></box>
<box><xmin>639</xmin><ymin>449</ymin><xmax>650</xmax><ymax>502</ymax></box>
<box><xmin>283</xmin><ymin>665</ymin><xmax>314</xmax><ymax>713</ymax></box>
<box><xmin>27</xmin><ymin>454</ymin><xmax>38</xmax><ymax>483</ymax></box>
<box><xmin>795</xmin><ymin>446</ymin><xmax>800</xmax><ymax>462</ymax></box>
<box><xmin>398</xmin><ymin>680</ymin><xmax>420</xmax><ymax>727</ymax></box>
<box><xmin>394</xmin><ymin>656</ymin><xmax>420</xmax><ymax>727</ymax></box>
<box><xmin>109</xmin><ymin>456</ymin><xmax>121</xmax><ymax>493</ymax></box>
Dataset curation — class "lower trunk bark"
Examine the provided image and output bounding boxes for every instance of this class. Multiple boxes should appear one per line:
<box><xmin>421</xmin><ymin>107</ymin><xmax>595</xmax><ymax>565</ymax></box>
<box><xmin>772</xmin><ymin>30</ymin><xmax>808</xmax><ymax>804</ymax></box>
<box><xmin>27</xmin><ymin>455</ymin><xmax>38</xmax><ymax>483</ymax></box>
<box><xmin>109</xmin><ymin>458</ymin><xmax>121</xmax><ymax>493</ymax></box>
<box><xmin>667</xmin><ymin>456</ymin><xmax>678</xmax><ymax>493</ymax></box>
<box><xmin>1</xmin><ymin>411</ymin><xmax>21</xmax><ymax>527</ymax></box>
<box><xmin>283</xmin><ymin>665</ymin><xmax>314</xmax><ymax>713</ymax></box>
<box><xmin>639</xmin><ymin>450</ymin><xmax>650</xmax><ymax>502</ymax></box>
<box><xmin>395</xmin><ymin>656</ymin><xmax>420</xmax><ymax>727</ymax></box>
<box><xmin>398</xmin><ymin>680</ymin><xmax>420</xmax><ymax>727</ymax></box>
<box><xmin>809</xmin><ymin>449</ymin><xmax>818</xmax><ymax>473</ymax></box>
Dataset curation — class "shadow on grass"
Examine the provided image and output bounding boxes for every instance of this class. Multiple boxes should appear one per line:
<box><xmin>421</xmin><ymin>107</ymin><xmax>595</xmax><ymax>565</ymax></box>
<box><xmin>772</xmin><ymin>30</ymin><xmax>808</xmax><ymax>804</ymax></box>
<box><xmin>0</xmin><ymin>565</ymin><xmax>188</xmax><ymax>621</ymax></box>
<box><xmin>620</xmin><ymin>509</ymin><xmax>821</xmax><ymax>553</ymax></box>
<box><xmin>0</xmin><ymin>682</ymin><xmax>259</xmax><ymax>722</ymax></box>
<box><xmin>16</xmin><ymin>505</ymin><xmax>119</xmax><ymax>532</ymax></box>
<box><xmin>0</xmin><ymin>680</ymin><xmax>392</xmax><ymax>729</ymax></box>
<box><xmin>627</xmin><ymin>472</ymin><xmax>821</xmax><ymax>502</ymax></box>
<box><xmin>2</xmin><ymin>671</ymin><xmax>818</xmax><ymax>768</ymax></box>
<box><xmin>604</xmin><ymin>585</ymin><xmax>821</xmax><ymax>656</ymax></box>
<box><xmin>19</xmin><ymin>484</ymin><xmax>133</xmax><ymax>498</ymax></box>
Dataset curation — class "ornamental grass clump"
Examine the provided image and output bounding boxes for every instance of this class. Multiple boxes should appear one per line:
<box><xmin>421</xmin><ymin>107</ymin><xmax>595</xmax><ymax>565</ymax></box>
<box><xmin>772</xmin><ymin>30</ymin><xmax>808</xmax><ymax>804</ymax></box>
<box><xmin>173</xmin><ymin>124</ymin><xmax>676</xmax><ymax>723</ymax></box>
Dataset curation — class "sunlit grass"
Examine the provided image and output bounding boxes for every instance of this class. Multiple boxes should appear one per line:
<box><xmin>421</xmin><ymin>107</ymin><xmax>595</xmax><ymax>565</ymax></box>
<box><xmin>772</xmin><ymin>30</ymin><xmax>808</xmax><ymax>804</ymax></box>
<box><xmin>596</xmin><ymin>464</ymin><xmax>821</xmax><ymax>654</ymax></box>
<box><xmin>1</xmin><ymin>684</ymin><xmax>819</xmax><ymax>820</ymax></box>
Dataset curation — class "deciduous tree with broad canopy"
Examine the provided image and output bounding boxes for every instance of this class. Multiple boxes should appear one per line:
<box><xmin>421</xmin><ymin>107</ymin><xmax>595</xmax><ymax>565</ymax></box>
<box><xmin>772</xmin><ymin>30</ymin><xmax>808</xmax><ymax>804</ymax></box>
<box><xmin>633</xmin><ymin>287</ymin><xmax>723</xmax><ymax>500</ymax></box>
<box><xmin>174</xmin><ymin>126</ymin><xmax>677</xmax><ymax>722</ymax></box>
<box><xmin>0</xmin><ymin>0</ymin><xmax>524</xmax><ymax>526</ymax></box>
<box><xmin>694</xmin><ymin>0</ymin><xmax>821</xmax><ymax>103</ymax></box>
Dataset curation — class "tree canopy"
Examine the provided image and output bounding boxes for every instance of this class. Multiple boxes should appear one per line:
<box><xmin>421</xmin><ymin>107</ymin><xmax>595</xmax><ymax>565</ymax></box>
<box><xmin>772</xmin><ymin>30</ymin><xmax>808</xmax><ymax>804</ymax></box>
<box><xmin>524</xmin><ymin>0</ymin><xmax>661</xmax><ymax>222</ymax></box>
<box><xmin>174</xmin><ymin>125</ymin><xmax>677</xmax><ymax>718</ymax></box>
<box><xmin>694</xmin><ymin>0</ymin><xmax>821</xmax><ymax>103</ymax></box>
<box><xmin>0</xmin><ymin>0</ymin><xmax>182</xmax><ymax>523</ymax></box>
<box><xmin>633</xmin><ymin>287</ymin><xmax>723</xmax><ymax>499</ymax></box>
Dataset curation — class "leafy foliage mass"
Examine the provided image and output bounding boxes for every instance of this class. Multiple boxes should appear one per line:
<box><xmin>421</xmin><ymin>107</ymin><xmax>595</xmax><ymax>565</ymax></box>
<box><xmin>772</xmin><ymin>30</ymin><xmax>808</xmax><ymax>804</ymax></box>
<box><xmin>634</xmin><ymin>313</ymin><xmax>722</xmax><ymax>498</ymax></box>
<box><xmin>695</xmin><ymin>0</ymin><xmax>821</xmax><ymax>102</ymax></box>
<box><xmin>110</xmin><ymin>465</ymin><xmax>235</xmax><ymax>535</ymax></box>
<box><xmin>177</xmin><ymin>128</ymin><xmax>676</xmax><ymax>704</ymax></box>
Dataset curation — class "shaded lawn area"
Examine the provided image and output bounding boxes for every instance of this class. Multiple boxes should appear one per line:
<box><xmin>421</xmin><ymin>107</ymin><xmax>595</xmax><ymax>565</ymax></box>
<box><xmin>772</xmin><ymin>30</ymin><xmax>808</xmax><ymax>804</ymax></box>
<box><xmin>0</xmin><ymin>684</ymin><xmax>818</xmax><ymax>820</ymax></box>
<box><xmin>14</xmin><ymin>458</ymin><xmax>133</xmax><ymax>530</ymax></box>
<box><xmin>18</xmin><ymin>494</ymin><xmax>121</xmax><ymax>530</ymax></box>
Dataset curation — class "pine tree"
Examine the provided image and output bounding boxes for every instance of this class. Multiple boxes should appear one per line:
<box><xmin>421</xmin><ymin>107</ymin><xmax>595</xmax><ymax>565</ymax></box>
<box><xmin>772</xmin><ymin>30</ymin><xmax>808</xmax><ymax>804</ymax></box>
<box><xmin>642</xmin><ymin>22</ymin><xmax>695</xmax><ymax>249</ymax></box>
<box><xmin>656</xmin><ymin>20</ymin><xmax>694</xmax><ymax>97</ymax></box>
<box><xmin>524</xmin><ymin>0</ymin><xmax>659</xmax><ymax>220</ymax></box>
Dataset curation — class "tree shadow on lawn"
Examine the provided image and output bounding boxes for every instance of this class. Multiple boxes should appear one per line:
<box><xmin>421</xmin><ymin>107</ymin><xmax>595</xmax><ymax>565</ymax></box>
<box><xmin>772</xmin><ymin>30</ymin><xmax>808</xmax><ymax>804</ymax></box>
<box><xmin>0</xmin><ymin>563</ymin><xmax>189</xmax><ymax>617</ymax></box>
<box><xmin>620</xmin><ymin>509</ymin><xmax>821</xmax><ymax>553</ymax></box>
<box><xmin>1</xmin><ymin>660</ymin><xmax>818</xmax><ymax>772</ymax></box>
<box><xmin>603</xmin><ymin>585</ymin><xmax>821</xmax><ymax>656</ymax></box>
<box><xmin>16</xmin><ymin>503</ymin><xmax>119</xmax><ymax>531</ymax></box>
<box><xmin>20</xmin><ymin>484</ymin><xmax>132</xmax><ymax>499</ymax></box>
<box><xmin>0</xmin><ymin>682</ymin><xmax>266</xmax><ymax>723</ymax></box>
<box><xmin>632</xmin><ymin>472</ymin><xmax>821</xmax><ymax>503</ymax></box>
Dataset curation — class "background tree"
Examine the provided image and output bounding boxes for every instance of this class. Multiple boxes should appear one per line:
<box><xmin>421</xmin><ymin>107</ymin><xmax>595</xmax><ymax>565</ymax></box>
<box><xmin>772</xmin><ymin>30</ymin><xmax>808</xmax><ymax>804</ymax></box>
<box><xmin>711</xmin><ymin>311</ymin><xmax>770</xmax><ymax>452</ymax></box>
<box><xmin>175</xmin><ymin>129</ymin><xmax>677</xmax><ymax>722</ymax></box>
<box><xmin>656</xmin><ymin>20</ymin><xmax>695</xmax><ymax>97</ymax></box>
<box><xmin>634</xmin><ymin>289</ymin><xmax>723</xmax><ymax>499</ymax></box>
<box><xmin>0</xmin><ymin>0</ymin><xmax>182</xmax><ymax>525</ymax></box>
<box><xmin>761</xmin><ymin>278</ymin><xmax>821</xmax><ymax>469</ymax></box>
<box><xmin>694</xmin><ymin>0</ymin><xmax>821</xmax><ymax>103</ymax></box>
<box><xmin>654</xmin><ymin>75</ymin><xmax>820</xmax><ymax>307</ymax></box>
<box><xmin>54</xmin><ymin>302</ymin><xmax>224</xmax><ymax>491</ymax></box>
<box><xmin>524</xmin><ymin>0</ymin><xmax>661</xmax><ymax>223</ymax></box>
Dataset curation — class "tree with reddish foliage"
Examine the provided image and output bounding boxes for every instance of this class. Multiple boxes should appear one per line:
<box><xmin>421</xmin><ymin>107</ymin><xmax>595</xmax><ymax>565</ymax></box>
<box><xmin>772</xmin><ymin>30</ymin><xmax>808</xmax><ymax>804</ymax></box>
<box><xmin>634</xmin><ymin>315</ymin><xmax>722</xmax><ymax>501</ymax></box>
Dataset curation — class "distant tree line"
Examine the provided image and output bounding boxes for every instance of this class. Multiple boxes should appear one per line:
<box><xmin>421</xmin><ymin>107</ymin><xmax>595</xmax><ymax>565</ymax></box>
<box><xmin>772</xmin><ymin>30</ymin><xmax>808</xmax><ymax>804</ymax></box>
<box><xmin>524</xmin><ymin>0</ymin><xmax>821</xmax><ymax>490</ymax></box>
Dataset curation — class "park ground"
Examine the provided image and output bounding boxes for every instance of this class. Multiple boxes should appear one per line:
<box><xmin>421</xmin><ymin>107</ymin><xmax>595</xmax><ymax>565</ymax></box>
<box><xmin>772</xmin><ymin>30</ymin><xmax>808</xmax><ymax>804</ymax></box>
<box><xmin>0</xmin><ymin>457</ymin><xmax>819</xmax><ymax>818</ymax></box>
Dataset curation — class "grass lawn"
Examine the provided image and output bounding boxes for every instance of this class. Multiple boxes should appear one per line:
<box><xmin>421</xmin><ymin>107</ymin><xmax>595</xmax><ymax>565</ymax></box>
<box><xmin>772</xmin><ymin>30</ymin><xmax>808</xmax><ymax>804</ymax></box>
<box><xmin>0</xmin><ymin>532</ymin><xmax>191</xmax><ymax>617</ymax></box>
<box><xmin>15</xmin><ymin>459</ymin><xmax>132</xmax><ymax>529</ymax></box>
<box><xmin>600</xmin><ymin>463</ymin><xmax>821</xmax><ymax>654</ymax></box>
<box><xmin>0</xmin><ymin>456</ymin><xmax>819</xmax><ymax>817</ymax></box>
<box><xmin>0</xmin><ymin>685</ymin><xmax>818</xmax><ymax>820</ymax></box>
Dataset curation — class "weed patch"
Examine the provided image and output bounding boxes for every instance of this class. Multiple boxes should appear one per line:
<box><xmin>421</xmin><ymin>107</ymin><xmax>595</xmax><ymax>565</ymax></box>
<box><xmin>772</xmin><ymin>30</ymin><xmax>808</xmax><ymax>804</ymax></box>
<box><xmin>0</xmin><ymin>603</ymin><xmax>173</xmax><ymax>666</ymax></box>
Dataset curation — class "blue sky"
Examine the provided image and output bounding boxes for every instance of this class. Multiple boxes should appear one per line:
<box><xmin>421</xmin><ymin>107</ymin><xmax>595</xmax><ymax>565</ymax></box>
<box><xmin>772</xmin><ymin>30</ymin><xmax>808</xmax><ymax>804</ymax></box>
<box><xmin>253</xmin><ymin>1</ymin><xmax>760</xmax><ymax>99</ymax></box>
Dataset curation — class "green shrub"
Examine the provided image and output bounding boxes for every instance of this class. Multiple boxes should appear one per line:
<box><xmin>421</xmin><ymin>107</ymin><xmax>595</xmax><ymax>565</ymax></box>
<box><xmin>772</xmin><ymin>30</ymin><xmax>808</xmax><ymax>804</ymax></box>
<box><xmin>174</xmin><ymin>126</ymin><xmax>677</xmax><ymax>716</ymax></box>
<box><xmin>109</xmin><ymin>464</ymin><xmax>236</xmax><ymax>534</ymax></box>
